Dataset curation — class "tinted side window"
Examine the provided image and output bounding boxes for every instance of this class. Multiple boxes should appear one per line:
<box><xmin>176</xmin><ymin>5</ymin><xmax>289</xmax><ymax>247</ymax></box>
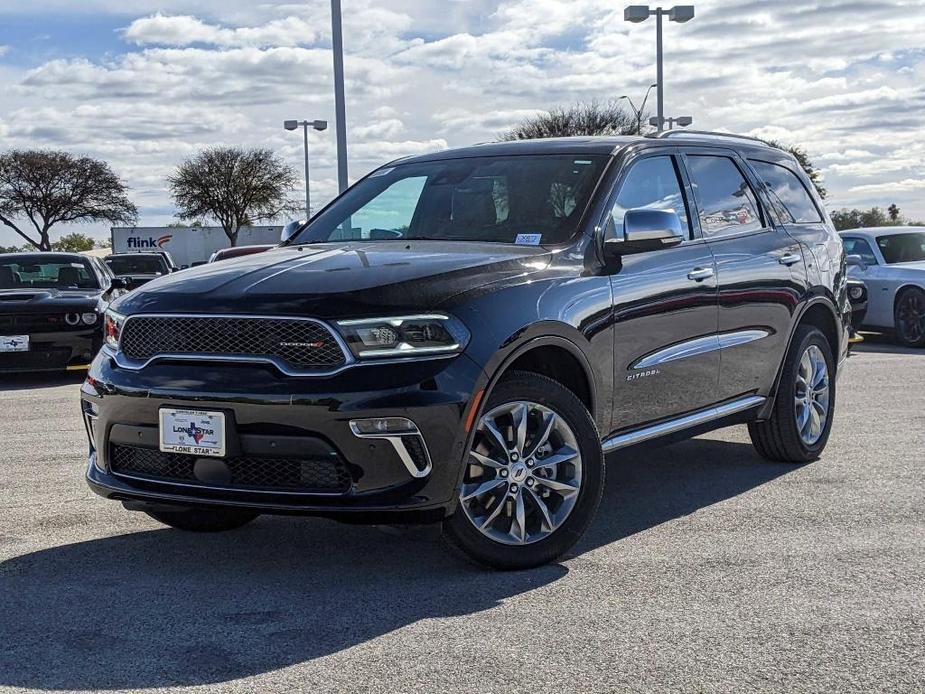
<box><xmin>841</xmin><ymin>237</ymin><xmax>878</xmax><ymax>265</ymax></box>
<box><xmin>750</xmin><ymin>160</ymin><xmax>821</xmax><ymax>224</ymax></box>
<box><xmin>605</xmin><ymin>156</ymin><xmax>690</xmax><ymax>240</ymax></box>
<box><xmin>686</xmin><ymin>155</ymin><xmax>764</xmax><ymax>238</ymax></box>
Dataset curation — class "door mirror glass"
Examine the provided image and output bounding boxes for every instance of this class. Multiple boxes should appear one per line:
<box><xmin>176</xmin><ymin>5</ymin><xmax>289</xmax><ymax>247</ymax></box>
<box><xmin>604</xmin><ymin>209</ymin><xmax>685</xmax><ymax>257</ymax></box>
<box><xmin>281</xmin><ymin>219</ymin><xmax>305</xmax><ymax>244</ymax></box>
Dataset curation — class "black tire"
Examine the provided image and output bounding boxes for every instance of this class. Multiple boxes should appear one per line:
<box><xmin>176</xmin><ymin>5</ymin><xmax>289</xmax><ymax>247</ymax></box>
<box><xmin>894</xmin><ymin>287</ymin><xmax>925</xmax><ymax>348</ymax></box>
<box><xmin>748</xmin><ymin>325</ymin><xmax>835</xmax><ymax>463</ymax></box>
<box><xmin>443</xmin><ymin>371</ymin><xmax>604</xmax><ymax>570</ymax></box>
<box><xmin>146</xmin><ymin>507</ymin><xmax>259</xmax><ymax>532</ymax></box>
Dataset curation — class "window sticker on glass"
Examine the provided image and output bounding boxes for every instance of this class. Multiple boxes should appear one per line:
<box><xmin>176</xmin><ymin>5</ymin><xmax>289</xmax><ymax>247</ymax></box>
<box><xmin>515</xmin><ymin>233</ymin><xmax>542</xmax><ymax>246</ymax></box>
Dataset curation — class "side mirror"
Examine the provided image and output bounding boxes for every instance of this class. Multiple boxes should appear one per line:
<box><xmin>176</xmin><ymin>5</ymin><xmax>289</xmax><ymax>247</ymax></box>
<box><xmin>281</xmin><ymin>219</ymin><xmax>305</xmax><ymax>244</ymax></box>
<box><xmin>846</xmin><ymin>254</ymin><xmax>867</xmax><ymax>271</ymax></box>
<box><xmin>604</xmin><ymin>209</ymin><xmax>685</xmax><ymax>258</ymax></box>
<box><xmin>110</xmin><ymin>276</ymin><xmax>130</xmax><ymax>290</ymax></box>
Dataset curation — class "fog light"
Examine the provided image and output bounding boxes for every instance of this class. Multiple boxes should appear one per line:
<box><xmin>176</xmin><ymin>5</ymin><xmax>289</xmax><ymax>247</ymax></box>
<box><xmin>349</xmin><ymin>417</ymin><xmax>418</xmax><ymax>436</ymax></box>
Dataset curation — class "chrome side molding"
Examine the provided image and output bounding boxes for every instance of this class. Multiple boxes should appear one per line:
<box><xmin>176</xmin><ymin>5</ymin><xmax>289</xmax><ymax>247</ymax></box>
<box><xmin>632</xmin><ymin>329</ymin><xmax>770</xmax><ymax>370</ymax></box>
<box><xmin>601</xmin><ymin>395</ymin><xmax>766</xmax><ymax>452</ymax></box>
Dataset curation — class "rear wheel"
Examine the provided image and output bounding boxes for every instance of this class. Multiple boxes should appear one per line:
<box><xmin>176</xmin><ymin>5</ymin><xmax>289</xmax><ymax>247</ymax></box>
<box><xmin>894</xmin><ymin>287</ymin><xmax>925</xmax><ymax>347</ymax></box>
<box><xmin>749</xmin><ymin>325</ymin><xmax>835</xmax><ymax>463</ymax></box>
<box><xmin>146</xmin><ymin>507</ymin><xmax>259</xmax><ymax>532</ymax></box>
<box><xmin>443</xmin><ymin>372</ymin><xmax>604</xmax><ymax>570</ymax></box>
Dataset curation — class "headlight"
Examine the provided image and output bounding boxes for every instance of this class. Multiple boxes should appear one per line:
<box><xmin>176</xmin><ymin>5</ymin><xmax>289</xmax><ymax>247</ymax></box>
<box><xmin>849</xmin><ymin>285</ymin><xmax>865</xmax><ymax>300</ymax></box>
<box><xmin>335</xmin><ymin>314</ymin><xmax>469</xmax><ymax>359</ymax></box>
<box><xmin>81</xmin><ymin>312</ymin><xmax>99</xmax><ymax>325</ymax></box>
<box><xmin>104</xmin><ymin>309</ymin><xmax>126</xmax><ymax>349</ymax></box>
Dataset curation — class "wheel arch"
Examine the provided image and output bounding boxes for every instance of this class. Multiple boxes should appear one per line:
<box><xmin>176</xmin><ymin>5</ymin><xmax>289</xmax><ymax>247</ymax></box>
<box><xmin>757</xmin><ymin>295</ymin><xmax>842</xmax><ymax>421</ymax></box>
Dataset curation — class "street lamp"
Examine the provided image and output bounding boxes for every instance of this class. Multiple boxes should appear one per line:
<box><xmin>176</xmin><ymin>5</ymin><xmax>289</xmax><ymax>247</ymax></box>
<box><xmin>619</xmin><ymin>83</ymin><xmax>658</xmax><ymax>133</ymax></box>
<box><xmin>284</xmin><ymin>119</ymin><xmax>328</xmax><ymax>219</ymax></box>
<box><xmin>649</xmin><ymin>115</ymin><xmax>693</xmax><ymax>130</ymax></box>
<box><xmin>624</xmin><ymin>5</ymin><xmax>695</xmax><ymax>133</ymax></box>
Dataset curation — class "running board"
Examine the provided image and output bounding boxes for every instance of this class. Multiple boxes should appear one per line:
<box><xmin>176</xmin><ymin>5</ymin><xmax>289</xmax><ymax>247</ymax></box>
<box><xmin>601</xmin><ymin>395</ymin><xmax>766</xmax><ymax>452</ymax></box>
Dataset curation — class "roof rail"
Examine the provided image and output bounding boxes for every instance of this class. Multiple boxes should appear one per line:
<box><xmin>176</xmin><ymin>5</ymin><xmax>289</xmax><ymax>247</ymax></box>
<box><xmin>646</xmin><ymin>130</ymin><xmax>773</xmax><ymax>147</ymax></box>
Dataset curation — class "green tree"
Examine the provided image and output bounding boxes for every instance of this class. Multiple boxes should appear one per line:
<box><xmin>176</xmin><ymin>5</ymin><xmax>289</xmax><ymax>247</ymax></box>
<box><xmin>0</xmin><ymin>150</ymin><xmax>137</xmax><ymax>251</ymax></box>
<box><xmin>763</xmin><ymin>141</ymin><xmax>826</xmax><ymax>200</ymax></box>
<box><xmin>500</xmin><ymin>100</ymin><xmax>645</xmax><ymax>140</ymax></box>
<box><xmin>169</xmin><ymin>147</ymin><xmax>298</xmax><ymax>247</ymax></box>
<box><xmin>888</xmin><ymin>203</ymin><xmax>901</xmax><ymax>222</ymax></box>
<box><xmin>51</xmin><ymin>232</ymin><xmax>97</xmax><ymax>252</ymax></box>
<box><xmin>830</xmin><ymin>207</ymin><xmax>895</xmax><ymax>231</ymax></box>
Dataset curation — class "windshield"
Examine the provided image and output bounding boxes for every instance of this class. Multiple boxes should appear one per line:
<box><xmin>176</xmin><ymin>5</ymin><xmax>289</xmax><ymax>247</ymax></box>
<box><xmin>0</xmin><ymin>256</ymin><xmax>99</xmax><ymax>290</ymax></box>
<box><xmin>293</xmin><ymin>154</ymin><xmax>609</xmax><ymax>246</ymax></box>
<box><xmin>877</xmin><ymin>232</ymin><xmax>925</xmax><ymax>264</ymax></box>
<box><xmin>105</xmin><ymin>255</ymin><xmax>166</xmax><ymax>275</ymax></box>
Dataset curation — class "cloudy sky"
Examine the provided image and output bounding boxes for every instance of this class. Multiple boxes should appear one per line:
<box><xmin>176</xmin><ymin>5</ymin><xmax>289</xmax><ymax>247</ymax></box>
<box><xmin>1</xmin><ymin>0</ymin><xmax>924</xmax><ymax>246</ymax></box>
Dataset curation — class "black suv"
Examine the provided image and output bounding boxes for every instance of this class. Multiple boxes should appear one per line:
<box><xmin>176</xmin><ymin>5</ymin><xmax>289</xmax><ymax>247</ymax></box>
<box><xmin>81</xmin><ymin>133</ymin><xmax>848</xmax><ymax>569</ymax></box>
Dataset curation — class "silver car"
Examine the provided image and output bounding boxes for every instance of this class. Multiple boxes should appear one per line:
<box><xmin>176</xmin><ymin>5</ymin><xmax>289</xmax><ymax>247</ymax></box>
<box><xmin>840</xmin><ymin>227</ymin><xmax>925</xmax><ymax>346</ymax></box>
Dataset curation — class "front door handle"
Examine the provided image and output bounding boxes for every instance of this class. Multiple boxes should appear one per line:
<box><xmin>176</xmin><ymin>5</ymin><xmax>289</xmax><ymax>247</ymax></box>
<box><xmin>687</xmin><ymin>267</ymin><xmax>715</xmax><ymax>282</ymax></box>
<box><xmin>779</xmin><ymin>253</ymin><xmax>802</xmax><ymax>266</ymax></box>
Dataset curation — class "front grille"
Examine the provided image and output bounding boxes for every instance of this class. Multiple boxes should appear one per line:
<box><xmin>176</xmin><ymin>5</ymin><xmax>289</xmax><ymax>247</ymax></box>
<box><xmin>0</xmin><ymin>314</ymin><xmax>77</xmax><ymax>332</ymax></box>
<box><xmin>0</xmin><ymin>347</ymin><xmax>71</xmax><ymax>371</ymax></box>
<box><xmin>109</xmin><ymin>444</ymin><xmax>352</xmax><ymax>493</ymax></box>
<box><xmin>119</xmin><ymin>315</ymin><xmax>347</xmax><ymax>372</ymax></box>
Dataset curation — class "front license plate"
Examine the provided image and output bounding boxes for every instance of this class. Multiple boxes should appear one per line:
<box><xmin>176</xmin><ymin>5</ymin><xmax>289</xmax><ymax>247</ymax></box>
<box><xmin>159</xmin><ymin>409</ymin><xmax>226</xmax><ymax>457</ymax></box>
<box><xmin>0</xmin><ymin>335</ymin><xmax>29</xmax><ymax>353</ymax></box>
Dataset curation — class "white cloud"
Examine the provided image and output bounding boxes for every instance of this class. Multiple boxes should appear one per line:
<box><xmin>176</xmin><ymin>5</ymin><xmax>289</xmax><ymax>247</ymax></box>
<box><xmin>3</xmin><ymin>0</ymin><xmax>925</xmax><ymax>246</ymax></box>
<box><xmin>0</xmin><ymin>45</ymin><xmax>10</xmax><ymax>58</ymax></box>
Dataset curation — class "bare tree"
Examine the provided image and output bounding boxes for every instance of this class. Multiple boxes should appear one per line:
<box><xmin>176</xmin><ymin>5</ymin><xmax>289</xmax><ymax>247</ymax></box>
<box><xmin>500</xmin><ymin>100</ymin><xmax>645</xmax><ymax>141</ymax></box>
<box><xmin>0</xmin><ymin>150</ymin><xmax>137</xmax><ymax>251</ymax></box>
<box><xmin>169</xmin><ymin>147</ymin><xmax>299</xmax><ymax>247</ymax></box>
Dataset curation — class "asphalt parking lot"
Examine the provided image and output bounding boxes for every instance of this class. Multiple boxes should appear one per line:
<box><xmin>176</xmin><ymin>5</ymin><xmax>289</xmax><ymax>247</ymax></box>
<box><xmin>1</xmin><ymin>336</ymin><xmax>923</xmax><ymax>694</ymax></box>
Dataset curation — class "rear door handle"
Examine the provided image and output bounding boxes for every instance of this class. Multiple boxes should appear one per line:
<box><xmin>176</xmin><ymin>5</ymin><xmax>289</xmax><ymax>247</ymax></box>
<box><xmin>687</xmin><ymin>267</ymin><xmax>715</xmax><ymax>282</ymax></box>
<box><xmin>779</xmin><ymin>253</ymin><xmax>802</xmax><ymax>266</ymax></box>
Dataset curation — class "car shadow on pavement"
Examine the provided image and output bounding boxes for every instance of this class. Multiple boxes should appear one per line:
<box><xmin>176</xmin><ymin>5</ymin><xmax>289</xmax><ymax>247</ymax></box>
<box><xmin>852</xmin><ymin>332</ymin><xmax>924</xmax><ymax>356</ymax></box>
<box><xmin>0</xmin><ymin>437</ymin><xmax>793</xmax><ymax>690</ymax></box>
<box><xmin>0</xmin><ymin>371</ymin><xmax>86</xmax><ymax>391</ymax></box>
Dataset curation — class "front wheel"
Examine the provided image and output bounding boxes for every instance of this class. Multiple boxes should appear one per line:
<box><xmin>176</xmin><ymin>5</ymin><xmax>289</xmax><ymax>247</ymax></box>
<box><xmin>146</xmin><ymin>507</ymin><xmax>259</xmax><ymax>532</ymax></box>
<box><xmin>749</xmin><ymin>325</ymin><xmax>835</xmax><ymax>463</ymax></box>
<box><xmin>443</xmin><ymin>372</ymin><xmax>604</xmax><ymax>570</ymax></box>
<box><xmin>894</xmin><ymin>287</ymin><xmax>925</xmax><ymax>347</ymax></box>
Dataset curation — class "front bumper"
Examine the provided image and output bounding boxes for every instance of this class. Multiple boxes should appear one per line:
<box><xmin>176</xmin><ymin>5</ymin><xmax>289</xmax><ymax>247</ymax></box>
<box><xmin>81</xmin><ymin>349</ymin><xmax>485</xmax><ymax>520</ymax></box>
<box><xmin>0</xmin><ymin>328</ymin><xmax>99</xmax><ymax>373</ymax></box>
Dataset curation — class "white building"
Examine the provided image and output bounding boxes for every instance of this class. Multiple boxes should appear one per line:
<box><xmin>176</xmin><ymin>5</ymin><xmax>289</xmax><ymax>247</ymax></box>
<box><xmin>110</xmin><ymin>226</ymin><xmax>283</xmax><ymax>267</ymax></box>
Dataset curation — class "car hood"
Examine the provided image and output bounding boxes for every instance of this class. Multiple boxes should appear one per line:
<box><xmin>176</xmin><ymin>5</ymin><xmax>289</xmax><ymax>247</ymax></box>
<box><xmin>114</xmin><ymin>241</ymin><xmax>552</xmax><ymax>318</ymax></box>
<box><xmin>0</xmin><ymin>288</ymin><xmax>102</xmax><ymax>313</ymax></box>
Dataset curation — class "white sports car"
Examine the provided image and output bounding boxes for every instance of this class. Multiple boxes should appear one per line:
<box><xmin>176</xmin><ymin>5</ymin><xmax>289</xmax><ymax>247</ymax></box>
<box><xmin>840</xmin><ymin>227</ymin><xmax>925</xmax><ymax>346</ymax></box>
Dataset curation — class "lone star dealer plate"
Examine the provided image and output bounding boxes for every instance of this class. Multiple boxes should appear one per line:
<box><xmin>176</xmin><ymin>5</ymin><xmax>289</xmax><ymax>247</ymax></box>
<box><xmin>0</xmin><ymin>335</ymin><xmax>29</xmax><ymax>352</ymax></box>
<box><xmin>159</xmin><ymin>408</ymin><xmax>226</xmax><ymax>457</ymax></box>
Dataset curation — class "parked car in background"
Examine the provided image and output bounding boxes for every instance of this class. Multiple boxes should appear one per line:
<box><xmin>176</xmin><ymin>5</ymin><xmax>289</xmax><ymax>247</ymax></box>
<box><xmin>841</xmin><ymin>227</ymin><xmax>925</xmax><ymax>346</ymax></box>
<box><xmin>208</xmin><ymin>244</ymin><xmax>275</xmax><ymax>263</ymax></box>
<box><xmin>103</xmin><ymin>252</ymin><xmax>174</xmax><ymax>290</ymax></box>
<box><xmin>846</xmin><ymin>278</ymin><xmax>868</xmax><ymax>345</ymax></box>
<box><xmin>82</xmin><ymin>133</ymin><xmax>848</xmax><ymax>569</ymax></box>
<box><xmin>0</xmin><ymin>252</ymin><xmax>128</xmax><ymax>372</ymax></box>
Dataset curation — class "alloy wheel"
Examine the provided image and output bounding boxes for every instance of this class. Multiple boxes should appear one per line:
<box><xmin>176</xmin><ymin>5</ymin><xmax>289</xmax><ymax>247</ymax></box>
<box><xmin>794</xmin><ymin>344</ymin><xmax>829</xmax><ymax>446</ymax></box>
<box><xmin>459</xmin><ymin>401</ymin><xmax>582</xmax><ymax>546</ymax></box>
<box><xmin>897</xmin><ymin>291</ymin><xmax>925</xmax><ymax>344</ymax></box>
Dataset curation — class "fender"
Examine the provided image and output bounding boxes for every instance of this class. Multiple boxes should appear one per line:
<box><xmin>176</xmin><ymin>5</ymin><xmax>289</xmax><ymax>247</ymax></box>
<box><xmin>445</xmin><ymin>332</ymin><xmax>599</xmax><ymax>515</ymax></box>
<box><xmin>756</xmin><ymin>293</ymin><xmax>842</xmax><ymax>421</ymax></box>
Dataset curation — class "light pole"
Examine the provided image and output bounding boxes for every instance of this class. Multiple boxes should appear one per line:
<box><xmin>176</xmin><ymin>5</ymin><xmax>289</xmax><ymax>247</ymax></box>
<box><xmin>624</xmin><ymin>5</ymin><xmax>695</xmax><ymax>133</ymax></box>
<box><xmin>619</xmin><ymin>83</ymin><xmax>658</xmax><ymax>133</ymax></box>
<box><xmin>649</xmin><ymin>115</ymin><xmax>693</xmax><ymax>130</ymax></box>
<box><xmin>284</xmin><ymin>119</ymin><xmax>328</xmax><ymax>219</ymax></box>
<box><xmin>331</xmin><ymin>0</ymin><xmax>349</xmax><ymax>194</ymax></box>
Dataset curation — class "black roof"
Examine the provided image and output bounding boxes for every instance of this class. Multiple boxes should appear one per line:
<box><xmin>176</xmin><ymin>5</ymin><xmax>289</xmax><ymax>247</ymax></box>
<box><xmin>0</xmin><ymin>251</ymin><xmax>88</xmax><ymax>262</ymax></box>
<box><xmin>392</xmin><ymin>133</ymin><xmax>782</xmax><ymax>166</ymax></box>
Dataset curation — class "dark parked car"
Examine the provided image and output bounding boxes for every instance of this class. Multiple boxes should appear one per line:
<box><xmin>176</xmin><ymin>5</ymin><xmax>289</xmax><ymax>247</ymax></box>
<box><xmin>103</xmin><ymin>252</ymin><xmax>174</xmax><ymax>289</ymax></box>
<box><xmin>1</xmin><ymin>252</ymin><xmax>128</xmax><ymax>373</ymax></box>
<box><xmin>81</xmin><ymin>133</ymin><xmax>848</xmax><ymax>569</ymax></box>
<box><xmin>208</xmin><ymin>245</ymin><xmax>275</xmax><ymax>263</ymax></box>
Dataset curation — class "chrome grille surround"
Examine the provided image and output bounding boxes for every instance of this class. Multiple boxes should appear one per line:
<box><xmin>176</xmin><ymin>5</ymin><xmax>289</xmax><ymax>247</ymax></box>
<box><xmin>115</xmin><ymin>314</ymin><xmax>352</xmax><ymax>375</ymax></box>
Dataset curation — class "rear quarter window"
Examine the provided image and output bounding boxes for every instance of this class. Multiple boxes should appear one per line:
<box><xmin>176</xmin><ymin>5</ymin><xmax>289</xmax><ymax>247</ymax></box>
<box><xmin>749</xmin><ymin>159</ymin><xmax>822</xmax><ymax>224</ymax></box>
